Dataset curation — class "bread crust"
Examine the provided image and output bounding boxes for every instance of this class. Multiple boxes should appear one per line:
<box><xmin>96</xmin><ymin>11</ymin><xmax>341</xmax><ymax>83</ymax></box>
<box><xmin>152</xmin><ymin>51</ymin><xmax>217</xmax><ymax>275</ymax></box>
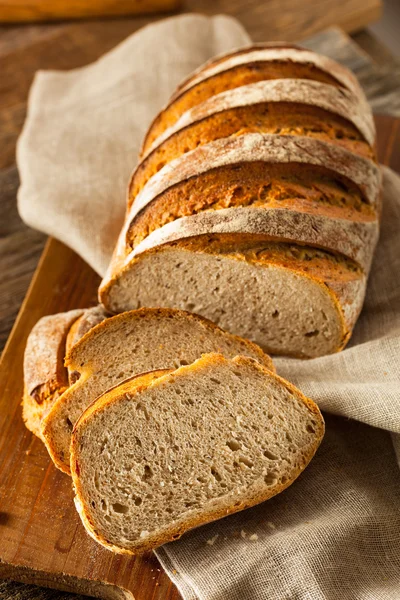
<box><xmin>173</xmin><ymin>43</ymin><xmax>305</xmax><ymax>97</ymax></box>
<box><xmin>107</xmin><ymin>207</ymin><xmax>378</xmax><ymax>288</ymax></box>
<box><xmin>143</xmin><ymin>45</ymin><xmax>368</xmax><ymax>153</ymax></box>
<box><xmin>71</xmin><ymin>353</ymin><xmax>324</xmax><ymax>554</ymax></box>
<box><xmin>129</xmin><ymin>135</ymin><xmax>380</xmax><ymax>233</ymax></box>
<box><xmin>143</xmin><ymin>79</ymin><xmax>375</xmax><ymax>161</ymax></box>
<box><xmin>175</xmin><ymin>45</ymin><xmax>363</xmax><ymax>100</ymax></box>
<box><xmin>23</xmin><ymin>309</ymin><xmax>84</xmax><ymax>437</ymax></box>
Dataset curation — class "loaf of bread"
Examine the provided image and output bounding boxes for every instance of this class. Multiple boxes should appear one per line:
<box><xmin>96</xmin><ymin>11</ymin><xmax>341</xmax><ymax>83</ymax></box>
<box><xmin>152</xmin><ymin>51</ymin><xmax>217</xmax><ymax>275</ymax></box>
<box><xmin>99</xmin><ymin>43</ymin><xmax>381</xmax><ymax>358</ymax></box>
<box><xmin>38</xmin><ymin>308</ymin><xmax>273</xmax><ymax>473</ymax></box>
<box><xmin>71</xmin><ymin>353</ymin><xmax>324</xmax><ymax>554</ymax></box>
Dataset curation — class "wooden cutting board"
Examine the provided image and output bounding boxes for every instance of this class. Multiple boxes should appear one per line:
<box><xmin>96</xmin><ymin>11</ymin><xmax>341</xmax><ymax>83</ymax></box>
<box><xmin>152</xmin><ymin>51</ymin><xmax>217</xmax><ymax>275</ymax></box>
<box><xmin>0</xmin><ymin>0</ymin><xmax>181</xmax><ymax>22</ymax></box>
<box><xmin>0</xmin><ymin>114</ymin><xmax>398</xmax><ymax>600</ymax></box>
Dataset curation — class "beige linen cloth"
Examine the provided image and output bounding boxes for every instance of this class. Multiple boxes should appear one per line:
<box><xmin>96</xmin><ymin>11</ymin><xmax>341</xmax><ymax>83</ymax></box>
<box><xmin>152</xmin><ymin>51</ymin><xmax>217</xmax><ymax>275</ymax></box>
<box><xmin>17</xmin><ymin>14</ymin><xmax>400</xmax><ymax>600</ymax></box>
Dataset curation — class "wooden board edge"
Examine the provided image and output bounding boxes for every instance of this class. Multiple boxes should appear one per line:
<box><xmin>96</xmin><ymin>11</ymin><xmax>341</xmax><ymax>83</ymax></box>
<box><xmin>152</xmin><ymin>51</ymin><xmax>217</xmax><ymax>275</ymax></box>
<box><xmin>0</xmin><ymin>237</ymin><xmax>54</xmax><ymax>363</ymax></box>
<box><xmin>0</xmin><ymin>0</ymin><xmax>181</xmax><ymax>23</ymax></box>
<box><xmin>0</xmin><ymin>235</ymin><xmax>100</xmax><ymax>366</ymax></box>
<box><xmin>0</xmin><ymin>561</ymin><xmax>134</xmax><ymax>600</ymax></box>
<box><xmin>337</xmin><ymin>0</ymin><xmax>382</xmax><ymax>35</ymax></box>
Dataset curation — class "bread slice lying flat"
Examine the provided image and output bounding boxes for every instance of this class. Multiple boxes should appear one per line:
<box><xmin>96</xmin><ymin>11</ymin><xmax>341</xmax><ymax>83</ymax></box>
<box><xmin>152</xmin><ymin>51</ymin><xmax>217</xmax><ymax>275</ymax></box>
<box><xmin>71</xmin><ymin>353</ymin><xmax>324</xmax><ymax>554</ymax></box>
<box><xmin>42</xmin><ymin>308</ymin><xmax>273</xmax><ymax>474</ymax></box>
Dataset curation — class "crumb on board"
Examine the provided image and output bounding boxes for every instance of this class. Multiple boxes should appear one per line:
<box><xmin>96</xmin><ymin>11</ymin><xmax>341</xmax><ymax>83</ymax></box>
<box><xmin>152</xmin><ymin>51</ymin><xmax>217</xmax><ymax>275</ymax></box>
<box><xmin>241</xmin><ymin>530</ymin><xmax>247</xmax><ymax>539</ymax></box>
<box><xmin>266</xmin><ymin>521</ymin><xmax>276</xmax><ymax>529</ymax></box>
<box><xmin>249</xmin><ymin>533</ymin><xmax>258</xmax><ymax>541</ymax></box>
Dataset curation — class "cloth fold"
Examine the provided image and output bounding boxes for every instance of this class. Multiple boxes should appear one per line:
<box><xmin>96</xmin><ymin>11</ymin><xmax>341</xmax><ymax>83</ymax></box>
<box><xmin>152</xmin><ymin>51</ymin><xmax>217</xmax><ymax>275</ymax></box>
<box><xmin>16</xmin><ymin>14</ymin><xmax>400</xmax><ymax>600</ymax></box>
<box><xmin>17</xmin><ymin>14</ymin><xmax>250</xmax><ymax>276</ymax></box>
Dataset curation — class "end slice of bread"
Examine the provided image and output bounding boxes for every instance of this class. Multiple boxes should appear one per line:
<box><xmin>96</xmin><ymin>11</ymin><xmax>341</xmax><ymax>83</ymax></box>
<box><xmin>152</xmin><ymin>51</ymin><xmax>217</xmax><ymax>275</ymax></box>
<box><xmin>23</xmin><ymin>309</ymin><xmax>85</xmax><ymax>438</ymax></box>
<box><xmin>42</xmin><ymin>308</ymin><xmax>273</xmax><ymax>474</ymax></box>
<box><xmin>71</xmin><ymin>353</ymin><xmax>324</xmax><ymax>554</ymax></box>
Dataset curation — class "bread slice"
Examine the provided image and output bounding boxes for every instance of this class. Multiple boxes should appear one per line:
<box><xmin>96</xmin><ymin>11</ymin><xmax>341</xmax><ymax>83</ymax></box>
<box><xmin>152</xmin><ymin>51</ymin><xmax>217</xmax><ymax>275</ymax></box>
<box><xmin>66</xmin><ymin>305</ymin><xmax>109</xmax><ymax>354</ymax></box>
<box><xmin>65</xmin><ymin>305</ymin><xmax>109</xmax><ymax>384</ymax></box>
<box><xmin>23</xmin><ymin>309</ymin><xmax>84</xmax><ymax>439</ymax></box>
<box><xmin>100</xmin><ymin>236</ymin><xmax>366</xmax><ymax>358</ymax></box>
<box><xmin>71</xmin><ymin>353</ymin><xmax>324</xmax><ymax>554</ymax></box>
<box><xmin>126</xmin><ymin>134</ymin><xmax>380</xmax><ymax>248</ymax></box>
<box><xmin>41</xmin><ymin>308</ymin><xmax>273</xmax><ymax>474</ymax></box>
<box><xmin>175</xmin><ymin>44</ymin><xmax>364</xmax><ymax>102</ymax></box>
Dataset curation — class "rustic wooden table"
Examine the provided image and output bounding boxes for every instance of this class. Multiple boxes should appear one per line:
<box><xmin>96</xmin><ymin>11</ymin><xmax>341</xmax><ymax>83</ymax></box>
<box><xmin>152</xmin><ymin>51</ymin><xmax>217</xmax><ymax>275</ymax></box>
<box><xmin>1</xmin><ymin>2</ymin><xmax>400</xmax><ymax>599</ymax></box>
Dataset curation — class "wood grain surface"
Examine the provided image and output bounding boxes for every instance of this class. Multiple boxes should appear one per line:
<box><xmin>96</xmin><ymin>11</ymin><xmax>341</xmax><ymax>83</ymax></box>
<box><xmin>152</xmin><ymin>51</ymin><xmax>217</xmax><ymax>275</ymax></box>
<box><xmin>0</xmin><ymin>12</ymin><xmax>399</xmax><ymax>600</ymax></box>
<box><xmin>0</xmin><ymin>0</ymin><xmax>382</xmax><ymax>35</ymax></box>
<box><xmin>0</xmin><ymin>0</ymin><xmax>181</xmax><ymax>22</ymax></box>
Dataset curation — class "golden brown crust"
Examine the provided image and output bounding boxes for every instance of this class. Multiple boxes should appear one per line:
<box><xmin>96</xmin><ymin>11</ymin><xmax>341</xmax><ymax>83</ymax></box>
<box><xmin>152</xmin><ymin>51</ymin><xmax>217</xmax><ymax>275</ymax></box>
<box><xmin>131</xmin><ymin>102</ymin><xmax>374</xmax><ymax>208</ymax></box>
<box><xmin>173</xmin><ymin>43</ymin><xmax>304</xmax><ymax>97</ymax></box>
<box><xmin>184</xmin><ymin>234</ymin><xmax>361</xmax><ymax>277</ymax></box>
<box><xmin>127</xmin><ymin>161</ymin><xmax>377</xmax><ymax>251</ymax></box>
<box><xmin>71</xmin><ymin>353</ymin><xmax>324</xmax><ymax>554</ymax></box>
<box><xmin>133</xmin><ymin>76</ymin><xmax>376</xmax><ymax>210</ymax></box>
<box><xmin>142</xmin><ymin>56</ymin><xmax>346</xmax><ymax>155</ymax></box>
<box><xmin>24</xmin><ymin>310</ymin><xmax>84</xmax><ymax>401</ymax></box>
<box><xmin>23</xmin><ymin>310</ymin><xmax>84</xmax><ymax>438</ymax></box>
<box><xmin>22</xmin><ymin>386</ymin><xmax>68</xmax><ymax>440</ymax></box>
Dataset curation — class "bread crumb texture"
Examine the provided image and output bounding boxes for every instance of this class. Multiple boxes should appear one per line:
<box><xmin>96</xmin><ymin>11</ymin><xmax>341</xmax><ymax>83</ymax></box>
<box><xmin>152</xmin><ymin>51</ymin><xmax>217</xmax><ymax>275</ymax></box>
<box><xmin>71</xmin><ymin>354</ymin><xmax>324</xmax><ymax>553</ymax></box>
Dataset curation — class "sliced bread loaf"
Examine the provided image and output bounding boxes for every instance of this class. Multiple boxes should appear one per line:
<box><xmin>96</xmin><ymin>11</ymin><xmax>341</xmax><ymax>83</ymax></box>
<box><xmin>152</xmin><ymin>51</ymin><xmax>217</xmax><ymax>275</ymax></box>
<box><xmin>41</xmin><ymin>308</ymin><xmax>273</xmax><ymax>474</ymax></box>
<box><xmin>126</xmin><ymin>134</ymin><xmax>380</xmax><ymax>245</ymax></box>
<box><xmin>71</xmin><ymin>353</ymin><xmax>324</xmax><ymax>554</ymax></box>
<box><xmin>100</xmin><ymin>46</ymin><xmax>380</xmax><ymax>359</ymax></box>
